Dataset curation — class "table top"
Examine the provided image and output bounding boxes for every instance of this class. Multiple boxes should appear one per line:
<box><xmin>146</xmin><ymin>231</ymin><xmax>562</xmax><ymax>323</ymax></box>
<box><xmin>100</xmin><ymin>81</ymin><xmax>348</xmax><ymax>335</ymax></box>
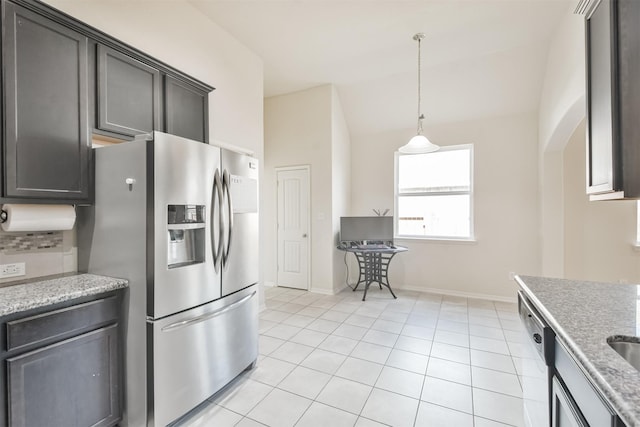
<box><xmin>337</xmin><ymin>244</ymin><xmax>408</xmax><ymax>254</ymax></box>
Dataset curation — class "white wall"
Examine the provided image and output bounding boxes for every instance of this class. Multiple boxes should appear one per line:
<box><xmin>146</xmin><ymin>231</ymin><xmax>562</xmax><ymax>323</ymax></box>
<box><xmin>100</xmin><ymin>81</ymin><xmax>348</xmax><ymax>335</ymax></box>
<box><xmin>538</xmin><ymin>9</ymin><xmax>585</xmax><ymax>153</ymax></box>
<box><xmin>540</xmin><ymin>149</ymin><xmax>564</xmax><ymax>278</ymax></box>
<box><xmin>538</xmin><ymin>8</ymin><xmax>585</xmax><ymax>277</ymax></box>
<box><xmin>264</xmin><ymin>85</ymin><xmax>334</xmax><ymax>293</ymax></box>
<box><xmin>563</xmin><ymin>121</ymin><xmax>640</xmax><ymax>283</ymax></box>
<box><xmin>351</xmin><ymin>112</ymin><xmax>540</xmax><ymax>300</ymax></box>
<box><xmin>263</xmin><ymin>84</ymin><xmax>351</xmax><ymax>294</ymax></box>
<box><xmin>331</xmin><ymin>87</ymin><xmax>352</xmax><ymax>292</ymax></box>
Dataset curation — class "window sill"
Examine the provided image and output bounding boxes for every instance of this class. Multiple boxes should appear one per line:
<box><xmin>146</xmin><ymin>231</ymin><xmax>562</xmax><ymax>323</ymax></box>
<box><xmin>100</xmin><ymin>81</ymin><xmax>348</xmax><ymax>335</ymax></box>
<box><xmin>395</xmin><ymin>236</ymin><xmax>478</xmax><ymax>245</ymax></box>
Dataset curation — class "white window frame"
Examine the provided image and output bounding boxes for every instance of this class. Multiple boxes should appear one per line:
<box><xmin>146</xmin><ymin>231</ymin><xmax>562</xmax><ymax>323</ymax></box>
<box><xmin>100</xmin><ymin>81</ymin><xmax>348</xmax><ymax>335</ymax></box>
<box><xmin>394</xmin><ymin>143</ymin><xmax>475</xmax><ymax>241</ymax></box>
<box><xmin>635</xmin><ymin>200</ymin><xmax>640</xmax><ymax>249</ymax></box>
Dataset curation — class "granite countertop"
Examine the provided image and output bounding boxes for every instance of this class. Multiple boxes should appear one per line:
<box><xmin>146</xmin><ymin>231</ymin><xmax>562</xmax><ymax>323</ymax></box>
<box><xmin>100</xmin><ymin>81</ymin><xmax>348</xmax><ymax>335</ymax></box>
<box><xmin>0</xmin><ymin>273</ymin><xmax>128</xmax><ymax>317</ymax></box>
<box><xmin>516</xmin><ymin>275</ymin><xmax>640</xmax><ymax>427</ymax></box>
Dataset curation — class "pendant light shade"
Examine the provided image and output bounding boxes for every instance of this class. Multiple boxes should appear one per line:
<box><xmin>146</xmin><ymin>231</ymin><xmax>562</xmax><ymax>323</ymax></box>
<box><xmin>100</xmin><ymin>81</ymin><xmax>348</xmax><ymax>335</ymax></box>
<box><xmin>398</xmin><ymin>33</ymin><xmax>440</xmax><ymax>154</ymax></box>
<box><xmin>400</xmin><ymin>134</ymin><xmax>439</xmax><ymax>154</ymax></box>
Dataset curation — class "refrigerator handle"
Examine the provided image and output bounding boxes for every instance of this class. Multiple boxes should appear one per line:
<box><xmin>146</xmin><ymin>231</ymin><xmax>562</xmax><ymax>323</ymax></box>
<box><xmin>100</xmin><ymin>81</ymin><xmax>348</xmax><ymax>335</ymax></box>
<box><xmin>222</xmin><ymin>169</ymin><xmax>234</xmax><ymax>265</ymax></box>
<box><xmin>211</xmin><ymin>169</ymin><xmax>224</xmax><ymax>272</ymax></box>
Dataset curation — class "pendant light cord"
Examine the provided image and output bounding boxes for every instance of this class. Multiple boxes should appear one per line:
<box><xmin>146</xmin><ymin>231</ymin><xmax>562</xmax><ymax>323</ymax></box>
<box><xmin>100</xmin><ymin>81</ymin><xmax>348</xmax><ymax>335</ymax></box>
<box><xmin>415</xmin><ymin>33</ymin><xmax>425</xmax><ymax>136</ymax></box>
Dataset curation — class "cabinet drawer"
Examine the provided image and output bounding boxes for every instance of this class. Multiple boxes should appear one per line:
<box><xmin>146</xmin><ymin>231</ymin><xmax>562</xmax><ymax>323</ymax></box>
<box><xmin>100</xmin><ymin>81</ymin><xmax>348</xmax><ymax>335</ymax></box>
<box><xmin>555</xmin><ymin>338</ymin><xmax>617</xmax><ymax>427</ymax></box>
<box><xmin>6</xmin><ymin>296</ymin><xmax>119</xmax><ymax>352</ymax></box>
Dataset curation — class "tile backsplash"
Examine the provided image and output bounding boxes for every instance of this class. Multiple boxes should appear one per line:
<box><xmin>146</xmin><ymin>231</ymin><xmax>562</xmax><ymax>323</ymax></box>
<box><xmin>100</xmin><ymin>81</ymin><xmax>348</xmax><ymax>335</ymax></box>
<box><xmin>0</xmin><ymin>229</ymin><xmax>77</xmax><ymax>283</ymax></box>
<box><xmin>0</xmin><ymin>231</ymin><xmax>63</xmax><ymax>252</ymax></box>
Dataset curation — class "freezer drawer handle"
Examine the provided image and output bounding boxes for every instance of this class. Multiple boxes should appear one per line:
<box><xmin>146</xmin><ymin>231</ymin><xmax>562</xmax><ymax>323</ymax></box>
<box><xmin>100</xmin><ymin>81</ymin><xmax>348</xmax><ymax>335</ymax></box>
<box><xmin>161</xmin><ymin>291</ymin><xmax>256</xmax><ymax>332</ymax></box>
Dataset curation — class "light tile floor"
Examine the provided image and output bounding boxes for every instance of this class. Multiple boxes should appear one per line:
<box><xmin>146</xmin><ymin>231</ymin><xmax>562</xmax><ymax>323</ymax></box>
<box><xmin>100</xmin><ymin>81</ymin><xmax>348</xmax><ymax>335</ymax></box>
<box><xmin>176</xmin><ymin>285</ymin><xmax>528</xmax><ymax>427</ymax></box>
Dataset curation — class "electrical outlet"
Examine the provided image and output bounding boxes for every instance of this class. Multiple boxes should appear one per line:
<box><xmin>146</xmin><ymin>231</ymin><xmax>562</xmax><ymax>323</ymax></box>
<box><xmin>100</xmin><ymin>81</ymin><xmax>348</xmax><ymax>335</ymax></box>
<box><xmin>0</xmin><ymin>262</ymin><xmax>26</xmax><ymax>279</ymax></box>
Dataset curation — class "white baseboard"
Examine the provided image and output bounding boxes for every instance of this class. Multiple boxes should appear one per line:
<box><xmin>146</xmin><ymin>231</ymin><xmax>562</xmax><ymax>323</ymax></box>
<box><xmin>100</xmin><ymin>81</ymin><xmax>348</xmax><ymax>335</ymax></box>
<box><xmin>396</xmin><ymin>284</ymin><xmax>517</xmax><ymax>304</ymax></box>
<box><xmin>309</xmin><ymin>286</ymin><xmax>335</xmax><ymax>295</ymax></box>
<box><xmin>267</xmin><ymin>280</ymin><xmax>515</xmax><ymax>303</ymax></box>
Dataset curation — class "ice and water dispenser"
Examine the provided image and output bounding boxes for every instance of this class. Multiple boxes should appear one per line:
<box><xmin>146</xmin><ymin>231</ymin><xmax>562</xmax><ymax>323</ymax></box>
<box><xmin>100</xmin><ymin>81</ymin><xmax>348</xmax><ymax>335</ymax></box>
<box><xmin>167</xmin><ymin>205</ymin><xmax>205</xmax><ymax>268</ymax></box>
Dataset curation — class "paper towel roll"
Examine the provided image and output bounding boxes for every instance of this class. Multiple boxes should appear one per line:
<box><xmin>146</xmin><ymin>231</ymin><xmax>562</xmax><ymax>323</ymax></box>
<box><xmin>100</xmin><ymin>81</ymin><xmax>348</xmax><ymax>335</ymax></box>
<box><xmin>0</xmin><ymin>204</ymin><xmax>76</xmax><ymax>232</ymax></box>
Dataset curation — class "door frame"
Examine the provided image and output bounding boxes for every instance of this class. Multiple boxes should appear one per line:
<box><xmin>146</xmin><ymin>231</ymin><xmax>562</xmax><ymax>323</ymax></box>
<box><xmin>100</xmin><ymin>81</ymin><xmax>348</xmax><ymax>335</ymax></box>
<box><xmin>275</xmin><ymin>165</ymin><xmax>311</xmax><ymax>291</ymax></box>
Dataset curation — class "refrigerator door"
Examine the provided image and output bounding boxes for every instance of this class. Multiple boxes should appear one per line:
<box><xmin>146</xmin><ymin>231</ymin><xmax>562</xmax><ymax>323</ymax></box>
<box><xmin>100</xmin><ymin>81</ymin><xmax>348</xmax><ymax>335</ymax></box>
<box><xmin>149</xmin><ymin>284</ymin><xmax>258</xmax><ymax>426</ymax></box>
<box><xmin>221</xmin><ymin>149</ymin><xmax>259</xmax><ymax>297</ymax></box>
<box><xmin>151</xmin><ymin>132</ymin><xmax>222</xmax><ymax>319</ymax></box>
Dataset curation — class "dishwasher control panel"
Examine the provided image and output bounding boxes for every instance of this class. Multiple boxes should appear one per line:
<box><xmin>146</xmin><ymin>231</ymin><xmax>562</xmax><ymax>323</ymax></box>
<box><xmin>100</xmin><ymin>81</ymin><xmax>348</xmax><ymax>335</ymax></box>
<box><xmin>518</xmin><ymin>291</ymin><xmax>555</xmax><ymax>366</ymax></box>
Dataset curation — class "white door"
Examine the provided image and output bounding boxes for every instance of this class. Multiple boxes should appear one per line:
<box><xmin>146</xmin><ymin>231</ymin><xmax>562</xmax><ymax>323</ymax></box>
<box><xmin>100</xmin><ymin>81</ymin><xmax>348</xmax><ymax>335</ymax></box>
<box><xmin>277</xmin><ymin>167</ymin><xmax>310</xmax><ymax>290</ymax></box>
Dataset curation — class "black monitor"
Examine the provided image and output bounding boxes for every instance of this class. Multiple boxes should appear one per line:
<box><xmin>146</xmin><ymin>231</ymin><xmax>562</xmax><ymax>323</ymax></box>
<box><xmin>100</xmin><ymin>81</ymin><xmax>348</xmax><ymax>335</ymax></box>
<box><xmin>340</xmin><ymin>216</ymin><xmax>394</xmax><ymax>243</ymax></box>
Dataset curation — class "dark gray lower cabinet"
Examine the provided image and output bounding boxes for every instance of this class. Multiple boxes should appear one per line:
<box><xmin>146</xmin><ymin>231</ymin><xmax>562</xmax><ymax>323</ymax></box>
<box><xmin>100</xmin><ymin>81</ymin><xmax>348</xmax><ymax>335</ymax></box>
<box><xmin>0</xmin><ymin>291</ymin><xmax>123</xmax><ymax>427</ymax></box>
<box><xmin>2</xmin><ymin>1</ymin><xmax>90</xmax><ymax>202</ymax></box>
<box><xmin>553</xmin><ymin>338</ymin><xmax>622</xmax><ymax>427</ymax></box>
<box><xmin>552</xmin><ymin>376</ymin><xmax>587</xmax><ymax>427</ymax></box>
<box><xmin>164</xmin><ymin>75</ymin><xmax>209</xmax><ymax>143</ymax></box>
<box><xmin>7</xmin><ymin>325</ymin><xmax>119</xmax><ymax>427</ymax></box>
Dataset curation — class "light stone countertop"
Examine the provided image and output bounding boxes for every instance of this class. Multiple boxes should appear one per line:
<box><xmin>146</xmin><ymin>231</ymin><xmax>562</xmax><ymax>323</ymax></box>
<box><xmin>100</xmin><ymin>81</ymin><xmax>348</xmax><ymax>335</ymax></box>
<box><xmin>516</xmin><ymin>275</ymin><xmax>640</xmax><ymax>427</ymax></box>
<box><xmin>0</xmin><ymin>273</ymin><xmax>128</xmax><ymax>317</ymax></box>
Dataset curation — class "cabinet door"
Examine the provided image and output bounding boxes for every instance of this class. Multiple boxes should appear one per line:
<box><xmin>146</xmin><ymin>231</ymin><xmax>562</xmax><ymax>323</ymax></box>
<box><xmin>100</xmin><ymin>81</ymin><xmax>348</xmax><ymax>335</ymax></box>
<box><xmin>552</xmin><ymin>376</ymin><xmax>587</xmax><ymax>427</ymax></box>
<box><xmin>164</xmin><ymin>75</ymin><xmax>209</xmax><ymax>143</ymax></box>
<box><xmin>586</xmin><ymin>0</ymin><xmax>618</xmax><ymax>195</ymax></box>
<box><xmin>2</xmin><ymin>2</ymin><xmax>90</xmax><ymax>201</ymax></box>
<box><xmin>6</xmin><ymin>325</ymin><xmax>120</xmax><ymax>427</ymax></box>
<box><xmin>97</xmin><ymin>45</ymin><xmax>161</xmax><ymax>137</ymax></box>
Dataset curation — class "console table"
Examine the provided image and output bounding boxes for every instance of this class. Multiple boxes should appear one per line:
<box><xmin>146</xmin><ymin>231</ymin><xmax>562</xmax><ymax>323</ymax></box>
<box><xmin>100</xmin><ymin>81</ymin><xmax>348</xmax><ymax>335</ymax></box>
<box><xmin>337</xmin><ymin>245</ymin><xmax>408</xmax><ymax>301</ymax></box>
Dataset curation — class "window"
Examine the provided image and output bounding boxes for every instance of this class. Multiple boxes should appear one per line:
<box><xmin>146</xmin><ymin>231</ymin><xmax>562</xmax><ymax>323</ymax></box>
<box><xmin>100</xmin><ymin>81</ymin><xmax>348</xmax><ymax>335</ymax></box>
<box><xmin>395</xmin><ymin>144</ymin><xmax>473</xmax><ymax>240</ymax></box>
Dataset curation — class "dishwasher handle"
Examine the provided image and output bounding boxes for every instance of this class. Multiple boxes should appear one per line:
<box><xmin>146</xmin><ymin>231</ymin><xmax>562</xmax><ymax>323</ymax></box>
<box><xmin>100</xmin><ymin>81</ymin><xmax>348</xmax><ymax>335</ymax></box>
<box><xmin>161</xmin><ymin>291</ymin><xmax>256</xmax><ymax>332</ymax></box>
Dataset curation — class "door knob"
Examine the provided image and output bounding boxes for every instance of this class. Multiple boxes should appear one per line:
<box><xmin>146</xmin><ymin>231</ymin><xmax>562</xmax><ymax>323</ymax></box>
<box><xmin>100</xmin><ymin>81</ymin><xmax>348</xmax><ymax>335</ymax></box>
<box><xmin>302</xmin><ymin>234</ymin><xmax>308</xmax><ymax>238</ymax></box>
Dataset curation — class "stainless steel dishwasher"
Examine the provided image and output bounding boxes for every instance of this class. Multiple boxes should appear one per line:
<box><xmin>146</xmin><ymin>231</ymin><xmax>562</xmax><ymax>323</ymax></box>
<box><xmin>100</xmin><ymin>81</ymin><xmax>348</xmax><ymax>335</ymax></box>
<box><xmin>518</xmin><ymin>291</ymin><xmax>555</xmax><ymax>427</ymax></box>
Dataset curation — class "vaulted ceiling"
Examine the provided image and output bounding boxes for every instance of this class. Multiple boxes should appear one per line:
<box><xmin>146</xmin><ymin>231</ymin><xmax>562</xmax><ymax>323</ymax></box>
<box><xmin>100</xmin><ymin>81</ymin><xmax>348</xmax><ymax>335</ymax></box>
<box><xmin>190</xmin><ymin>0</ymin><xmax>574</xmax><ymax>137</ymax></box>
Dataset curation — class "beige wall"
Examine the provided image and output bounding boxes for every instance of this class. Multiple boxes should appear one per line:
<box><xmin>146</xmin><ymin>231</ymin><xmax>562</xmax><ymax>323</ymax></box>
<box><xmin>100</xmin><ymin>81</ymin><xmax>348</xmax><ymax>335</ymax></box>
<box><xmin>563</xmin><ymin>121</ymin><xmax>640</xmax><ymax>283</ymax></box>
<box><xmin>351</xmin><ymin>112</ymin><xmax>540</xmax><ymax>300</ymax></box>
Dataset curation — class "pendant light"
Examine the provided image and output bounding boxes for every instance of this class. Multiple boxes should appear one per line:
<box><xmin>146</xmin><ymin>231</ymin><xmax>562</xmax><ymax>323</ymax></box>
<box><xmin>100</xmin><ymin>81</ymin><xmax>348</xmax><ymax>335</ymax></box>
<box><xmin>398</xmin><ymin>33</ymin><xmax>440</xmax><ymax>154</ymax></box>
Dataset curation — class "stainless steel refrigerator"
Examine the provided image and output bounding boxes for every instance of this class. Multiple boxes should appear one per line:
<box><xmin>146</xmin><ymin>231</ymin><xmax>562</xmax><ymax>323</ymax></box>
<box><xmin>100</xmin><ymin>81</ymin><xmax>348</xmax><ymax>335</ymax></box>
<box><xmin>77</xmin><ymin>131</ymin><xmax>259</xmax><ymax>427</ymax></box>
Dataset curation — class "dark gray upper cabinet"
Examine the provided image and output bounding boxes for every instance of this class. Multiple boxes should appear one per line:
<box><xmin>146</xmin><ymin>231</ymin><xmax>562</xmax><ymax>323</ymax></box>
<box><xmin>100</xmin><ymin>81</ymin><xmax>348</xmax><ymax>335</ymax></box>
<box><xmin>165</xmin><ymin>75</ymin><xmax>209</xmax><ymax>143</ymax></box>
<box><xmin>1</xmin><ymin>0</ymin><xmax>213</xmax><ymax>204</ymax></box>
<box><xmin>586</xmin><ymin>0</ymin><xmax>640</xmax><ymax>200</ymax></box>
<box><xmin>2</xmin><ymin>1</ymin><xmax>90</xmax><ymax>202</ymax></box>
<box><xmin>97</xmin><ymin>45</ymin><xmax>162</xmax><ymax>138</ymax></box>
